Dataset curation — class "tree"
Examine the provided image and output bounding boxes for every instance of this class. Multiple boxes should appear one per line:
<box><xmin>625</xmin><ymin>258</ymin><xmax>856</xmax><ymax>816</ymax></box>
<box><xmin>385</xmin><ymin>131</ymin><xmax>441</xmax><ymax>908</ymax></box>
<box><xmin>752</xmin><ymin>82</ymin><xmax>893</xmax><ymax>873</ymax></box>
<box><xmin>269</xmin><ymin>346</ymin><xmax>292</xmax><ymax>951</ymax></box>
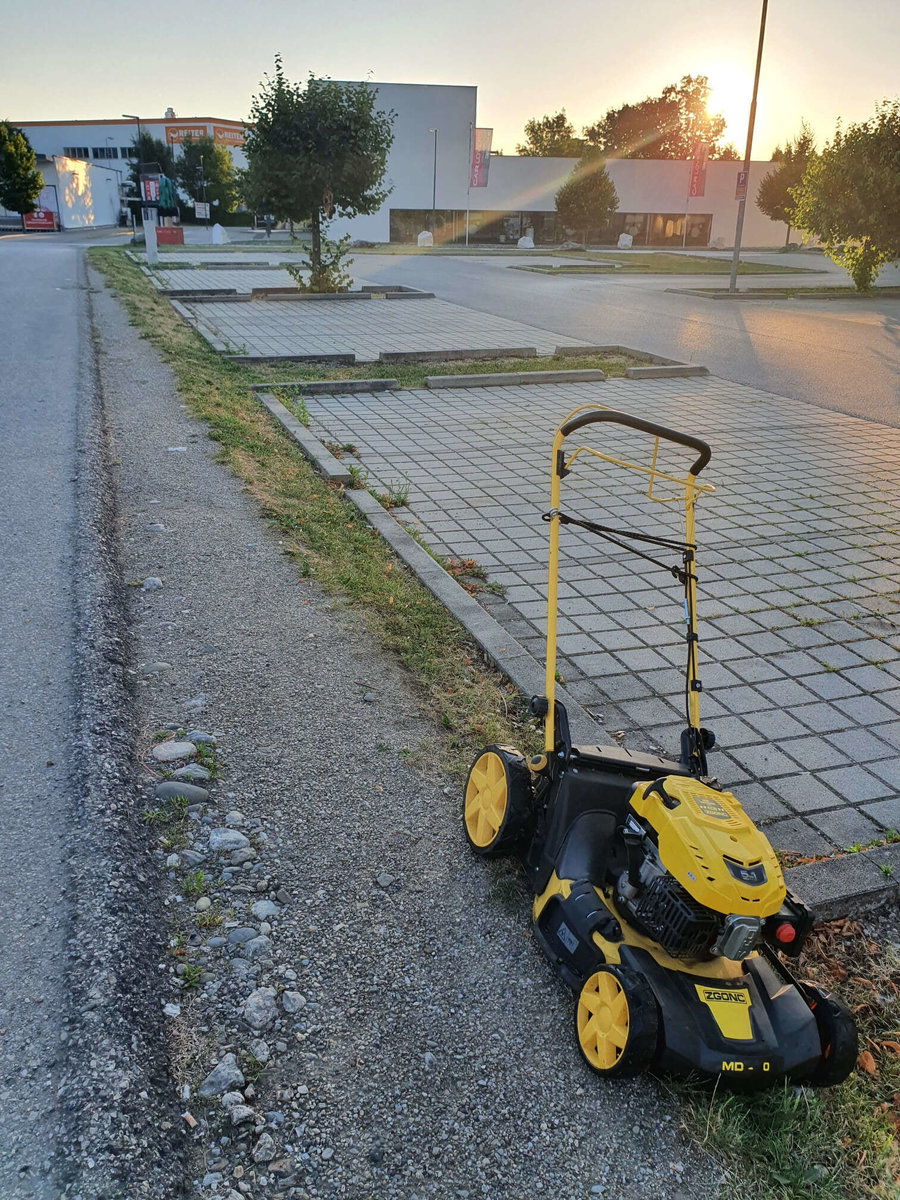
<box><xmin>755</xmin><ymin>120</ymin><xmax>815</xmax><ymax>246</ymax></box>
<box><xmin>175</xmin><ymin>134</ymin><xmax>237</xmax><ymax>213</ymax></box>
<box><xmin>0</xmin><ymin>121</ymin><xmax>43</xmax><ymax>214</ymax></box>
<box><xmin>126</xmin><ymin>133</ymin><xmax>175</xmax><ymax>192</ymax></box>
<box><xmin>791</xmin><ymin>100</ymin><xmax>900</xmax><ymax>291</ymax></box>
<box><xmin>555</xmin><ymin>154</ymin><xmax>619</xmax><ymax>245</ymax></box>
<box><xmin>243</xmin><ymin>57</ymin><xmax>395</xmax><ymax>281</ymax></box>
<box><xmin>583</xmin><ymin>75</ymin><xmax>733</xmax><ymax>160</ymax></box>
<box><xmin>516</xmin><ymin>110</ymin><xmax>583</xmax><ymax>157</ymax></box>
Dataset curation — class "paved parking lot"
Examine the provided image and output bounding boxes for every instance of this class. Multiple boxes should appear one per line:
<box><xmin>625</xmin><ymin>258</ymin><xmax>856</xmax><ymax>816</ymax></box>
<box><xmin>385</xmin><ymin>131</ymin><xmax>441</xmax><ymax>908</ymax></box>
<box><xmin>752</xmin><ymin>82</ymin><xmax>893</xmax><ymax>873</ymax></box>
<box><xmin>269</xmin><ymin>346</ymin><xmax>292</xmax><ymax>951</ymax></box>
<box><xmin>304</xmin><ymin>376</ymin><xmax>900</xmax><ymax>854</ymax></box>
<box><xmin>180</xmin><ymin>295</ymin><xmax>583</xmax><ymax>360</ymax></box>
<box><xmin>147</xmin><ymin>267</ymin><xmax>301</xmax><ymax>293</ymax></box>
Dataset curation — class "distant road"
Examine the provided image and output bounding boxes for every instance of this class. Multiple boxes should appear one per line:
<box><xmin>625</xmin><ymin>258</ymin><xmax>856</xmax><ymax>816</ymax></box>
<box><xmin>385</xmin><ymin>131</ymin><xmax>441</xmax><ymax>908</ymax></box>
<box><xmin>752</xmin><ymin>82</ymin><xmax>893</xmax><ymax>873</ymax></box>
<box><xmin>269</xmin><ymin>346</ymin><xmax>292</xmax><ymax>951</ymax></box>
<box><xmin>355</xmin><ymin>254</ymin><xmax>900</xmax><ymax>427</ymax></box>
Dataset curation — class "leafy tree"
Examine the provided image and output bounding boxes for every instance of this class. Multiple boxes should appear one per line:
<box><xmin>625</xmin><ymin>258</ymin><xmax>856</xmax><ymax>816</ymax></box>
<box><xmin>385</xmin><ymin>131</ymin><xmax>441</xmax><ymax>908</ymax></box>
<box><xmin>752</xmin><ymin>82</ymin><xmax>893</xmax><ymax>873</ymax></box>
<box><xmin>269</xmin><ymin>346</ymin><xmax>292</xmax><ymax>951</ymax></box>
<box><xmin>756</xmin><ymin>121</ymin><xmax>815</xmax><ymax>246</ymax></box>
<box><xmin>243</xmin><ymin>56</ymin><xmax>395</xmax><ymax>285</ymax></box>
<box><xmin>555</xmin><ymin>154</ymin><xmax>619</xmax><ymax>245</ymax></box>
<box><xmin>175</xmin><ymin>134</ymin><xmax>237</xmax><ymax>212</ymax></box>
<box><xmin>583</xmin><ymin>75</ymin><xmax>734</xmax><ymax>160</ymax></box>
<box><xmin>0</xmin><ymin>121</ymin><xmax>43</xmax><ymax>214</ymax></box>
<box><xmin>516</xmin><ymin>110</ymin><xmax>583</xmax><ymax>157</ymax></box>
<box><xmin>126</xmin><ymin>133</ymin><xmax>175</xmax><ymax>191</ymax></box>
<box><xmin>792</xmin><ymin>100</ymin><xmax>900</xmax><ymax>291</ymax></box>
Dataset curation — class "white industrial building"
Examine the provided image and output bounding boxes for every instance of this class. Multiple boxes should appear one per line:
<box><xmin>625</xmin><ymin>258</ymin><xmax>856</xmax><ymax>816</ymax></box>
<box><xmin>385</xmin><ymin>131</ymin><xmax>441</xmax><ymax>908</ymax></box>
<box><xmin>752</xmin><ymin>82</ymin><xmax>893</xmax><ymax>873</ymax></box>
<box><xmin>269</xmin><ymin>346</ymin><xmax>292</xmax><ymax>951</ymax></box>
<box><xmin>11</xmin><ymin>86</ymin><xmax>789</xmax><ymax>247</ymax></box>
<box><xmin>0</xmin><ymin>155</ymin><xmax>121</xmax><ymax>231</ymax></box>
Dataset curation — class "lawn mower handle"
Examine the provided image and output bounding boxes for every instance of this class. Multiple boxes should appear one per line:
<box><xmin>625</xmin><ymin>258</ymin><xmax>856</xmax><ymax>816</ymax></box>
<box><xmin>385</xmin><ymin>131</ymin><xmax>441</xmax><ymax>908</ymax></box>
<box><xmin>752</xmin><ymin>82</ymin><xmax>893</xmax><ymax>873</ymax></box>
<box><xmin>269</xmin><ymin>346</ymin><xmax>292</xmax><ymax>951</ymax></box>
<box><xmin>559</xmin><ymin>409</ymin><xmax>712</xmax><ymax>477</ymax></box>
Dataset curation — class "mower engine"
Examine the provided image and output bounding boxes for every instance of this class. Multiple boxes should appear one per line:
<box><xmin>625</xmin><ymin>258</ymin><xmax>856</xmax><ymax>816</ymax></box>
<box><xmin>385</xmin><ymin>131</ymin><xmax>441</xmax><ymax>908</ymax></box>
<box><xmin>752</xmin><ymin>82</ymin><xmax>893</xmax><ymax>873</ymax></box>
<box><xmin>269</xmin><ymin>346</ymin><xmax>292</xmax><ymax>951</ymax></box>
<box><xmin>619</xmin><ymin>776</ymin><xmax>813</xmax><ymax>963</ymax></box>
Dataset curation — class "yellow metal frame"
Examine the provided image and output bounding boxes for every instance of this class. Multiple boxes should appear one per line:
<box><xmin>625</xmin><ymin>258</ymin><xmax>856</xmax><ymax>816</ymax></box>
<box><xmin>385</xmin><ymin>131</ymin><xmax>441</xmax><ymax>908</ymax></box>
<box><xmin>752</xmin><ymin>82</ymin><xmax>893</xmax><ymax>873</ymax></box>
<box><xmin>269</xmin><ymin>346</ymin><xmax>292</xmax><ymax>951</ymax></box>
<box><xmin>544</xmin><ymin>405</ymin><xmax>715</xmax><ymax>754</ymax></box>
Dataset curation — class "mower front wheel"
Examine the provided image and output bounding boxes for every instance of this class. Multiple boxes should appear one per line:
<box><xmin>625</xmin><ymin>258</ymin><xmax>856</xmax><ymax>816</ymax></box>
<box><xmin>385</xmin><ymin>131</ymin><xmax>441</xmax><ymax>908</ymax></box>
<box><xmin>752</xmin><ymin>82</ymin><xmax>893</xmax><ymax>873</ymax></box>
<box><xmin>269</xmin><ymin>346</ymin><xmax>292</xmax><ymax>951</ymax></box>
<box><xmin>575</xmin><ymin>965</ymin><xmax>659</xmax><ymax>1078</ymax></box>
<box><xmin>463</xmin><ymin>746</ymin><xmax>534</xmax><ymax>857</ymax></box>
<box><xmin>801</xmin><ymin>984</ymin><xmax>858</xmax><ymax>1088</ymax></box>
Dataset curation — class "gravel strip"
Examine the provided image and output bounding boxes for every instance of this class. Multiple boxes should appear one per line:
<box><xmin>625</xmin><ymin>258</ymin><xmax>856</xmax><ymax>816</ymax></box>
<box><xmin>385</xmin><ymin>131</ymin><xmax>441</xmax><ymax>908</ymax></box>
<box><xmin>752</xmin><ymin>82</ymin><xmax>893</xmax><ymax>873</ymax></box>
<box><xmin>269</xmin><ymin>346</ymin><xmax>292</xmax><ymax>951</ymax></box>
<box><xmin>92</xmin><ymin>271</ymin><xmax>718</xmax><ymax>1199</ymax></box>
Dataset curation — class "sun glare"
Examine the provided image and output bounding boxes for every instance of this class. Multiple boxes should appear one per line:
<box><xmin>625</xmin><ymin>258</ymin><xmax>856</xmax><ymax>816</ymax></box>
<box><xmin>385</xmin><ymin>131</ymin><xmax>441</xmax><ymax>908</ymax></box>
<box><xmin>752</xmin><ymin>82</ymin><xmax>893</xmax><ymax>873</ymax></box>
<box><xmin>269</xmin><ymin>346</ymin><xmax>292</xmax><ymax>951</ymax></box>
<box><xmin>704</xmin><ymin>64</ymin><xmax>753</xmax><ymax>143</ymax></box>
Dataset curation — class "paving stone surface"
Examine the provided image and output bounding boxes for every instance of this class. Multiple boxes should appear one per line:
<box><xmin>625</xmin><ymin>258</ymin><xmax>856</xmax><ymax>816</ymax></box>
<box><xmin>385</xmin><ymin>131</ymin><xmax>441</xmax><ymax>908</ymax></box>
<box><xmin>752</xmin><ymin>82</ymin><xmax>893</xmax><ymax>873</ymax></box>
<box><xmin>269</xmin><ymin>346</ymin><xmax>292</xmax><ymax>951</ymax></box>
<box><xmin>304</xmin><ymin>376</ymin><xmax>900</xmax><ymax>855</ymax></box>
<box><xmin>147</xmin><ymin>267</ymin><xmax>301</xmax><ymax>293</ymax></box>
<box><xmin>179</xmin><ymin>296</ymin><xmax>583</xmax><ymax>361</ymax></box>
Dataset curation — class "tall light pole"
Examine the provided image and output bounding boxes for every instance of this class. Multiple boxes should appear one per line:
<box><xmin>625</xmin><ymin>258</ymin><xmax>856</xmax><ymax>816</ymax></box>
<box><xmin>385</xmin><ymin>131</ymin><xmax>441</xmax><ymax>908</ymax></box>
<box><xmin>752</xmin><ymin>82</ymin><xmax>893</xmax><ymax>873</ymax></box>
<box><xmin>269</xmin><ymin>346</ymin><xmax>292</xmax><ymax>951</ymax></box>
<box><xmin>728</xmin><ymin>0</ymin><xmax>769</xmax><ymax>294</ymax></box>
<box><xmin>429</xmin><ymin>128</ymin><xmax>438</xmax><ymax>234</ymax></box>
<box><xmin>122</xmin><ymin>113</ymin><xmax>143</xmax><ymax>161</ymax></box>
<box><xmin>200</xmin><ymin>153</ymin><xmax>209</xmax><ymax>227</ymax></box>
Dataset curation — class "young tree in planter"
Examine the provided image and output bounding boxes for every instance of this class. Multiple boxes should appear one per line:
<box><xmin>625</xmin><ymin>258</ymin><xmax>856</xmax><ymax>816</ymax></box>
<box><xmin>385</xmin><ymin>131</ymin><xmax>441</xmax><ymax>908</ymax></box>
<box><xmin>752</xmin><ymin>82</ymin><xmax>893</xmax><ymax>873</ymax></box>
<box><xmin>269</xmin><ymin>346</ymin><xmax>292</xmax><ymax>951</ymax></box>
<box><xmin>792</xmin><ymin>100</ymin><xmax>900</xmax><ymax>291</ymax></box>
<box><xmin>242</xmin><ymin>57</ymin><xmax>395</xmax><ymax>289</ymax></box>
<box><xmin>756</xmin><ymin>120</ymin><xmax>815</xmax><ymax>246</ymax></box>
<box><xmin>175</xmin><ymin>134</ymin><xmax>237</xmax><ymax>213</ymax></box>
<box><xmin>0</xmin><ymin>121</ymin><xmax>43</xmax><ymax>214</ymax></box>
<box><xmin>555</xmin><ymin>154</ymin><xmax>619</xmax><ymax>246</ymax></box>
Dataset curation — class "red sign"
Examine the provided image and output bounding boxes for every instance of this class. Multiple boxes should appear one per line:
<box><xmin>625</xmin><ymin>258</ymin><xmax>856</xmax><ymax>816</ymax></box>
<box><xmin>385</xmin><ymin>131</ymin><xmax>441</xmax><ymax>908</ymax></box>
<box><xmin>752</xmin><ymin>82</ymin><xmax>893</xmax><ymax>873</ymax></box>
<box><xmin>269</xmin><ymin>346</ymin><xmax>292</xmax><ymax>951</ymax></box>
<box><xmin>735</xmin><ymin>170</ymin><xmax>749</xmax><ymax>201</ymax></box>
<box><xmin>140</xmin><ymin>177</ymin><xmax>160</xmax><ymax>202</ymax></box>
<box><xmin>23</xmin><ymin>208</ymin><xmax>56</xmax><ymax>231</ymax></box>
<box><xmin>469</xmin><ymin>127</ymin><xmax>493</xmax><ymax>188</ymax></box>
<box><xmin>689</xmin><ymin>141</ymin><xmax>708</xmax><ymax>198</ymax></box>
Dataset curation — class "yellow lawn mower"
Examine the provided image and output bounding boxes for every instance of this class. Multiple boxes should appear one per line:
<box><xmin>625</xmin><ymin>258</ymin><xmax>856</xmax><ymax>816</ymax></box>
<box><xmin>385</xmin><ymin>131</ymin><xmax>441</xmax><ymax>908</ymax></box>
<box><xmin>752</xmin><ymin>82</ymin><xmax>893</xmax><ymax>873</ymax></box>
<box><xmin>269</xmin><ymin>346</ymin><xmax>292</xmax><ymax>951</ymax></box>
<box><xmin>464</xmin><ymin>406</ymin><xmax>857</xmax><ymax>1087</ymax></box>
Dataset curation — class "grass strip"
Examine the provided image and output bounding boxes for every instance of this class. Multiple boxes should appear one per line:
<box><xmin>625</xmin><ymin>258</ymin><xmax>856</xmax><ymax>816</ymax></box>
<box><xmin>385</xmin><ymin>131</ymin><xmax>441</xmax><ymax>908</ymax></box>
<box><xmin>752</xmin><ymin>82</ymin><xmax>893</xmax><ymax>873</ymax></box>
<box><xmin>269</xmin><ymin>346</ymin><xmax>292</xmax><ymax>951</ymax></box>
<box><xmin>679</xmin><ymin>917</ymin><xmax>900</xmax><ymax>1200</ymax></box>
<box><xmin>687</xmin><ymin>285</ymin><xmax>900</xmax><ymax>298</ymax></box>
<box><xmin>532</xmin><ymin>251</ymin><xmax>817</xmax><ymax>275</ymax></box>
<box><xmin>89</xmin><ymin>247</ymin><xmax>540</xmax><ymax>776</ymax></box>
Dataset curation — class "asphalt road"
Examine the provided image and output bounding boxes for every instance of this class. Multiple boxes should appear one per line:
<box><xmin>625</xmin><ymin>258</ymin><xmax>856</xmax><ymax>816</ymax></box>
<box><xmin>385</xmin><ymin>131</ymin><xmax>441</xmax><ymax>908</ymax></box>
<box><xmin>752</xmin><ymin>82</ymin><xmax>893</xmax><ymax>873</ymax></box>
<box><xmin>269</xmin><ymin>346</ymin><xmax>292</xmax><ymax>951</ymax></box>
<box><xmin>0</xmin><ymin>240</ymin><xmax>85</xmax><ymax>1194</ymax></box>
<box><xmin>354</xmin><ymin>253</ymin><xmax>900</xmax><ymax>427</ymax></box>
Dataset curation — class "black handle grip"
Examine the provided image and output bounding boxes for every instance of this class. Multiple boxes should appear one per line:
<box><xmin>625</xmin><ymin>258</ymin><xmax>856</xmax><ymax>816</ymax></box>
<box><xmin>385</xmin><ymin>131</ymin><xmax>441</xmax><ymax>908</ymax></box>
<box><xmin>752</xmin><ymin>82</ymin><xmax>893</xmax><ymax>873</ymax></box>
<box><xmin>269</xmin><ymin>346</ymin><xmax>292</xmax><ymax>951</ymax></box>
<box><xmin>559</xmin><ymin>408</ymin><xmax>712</xmax><ymax>476</ymax></box>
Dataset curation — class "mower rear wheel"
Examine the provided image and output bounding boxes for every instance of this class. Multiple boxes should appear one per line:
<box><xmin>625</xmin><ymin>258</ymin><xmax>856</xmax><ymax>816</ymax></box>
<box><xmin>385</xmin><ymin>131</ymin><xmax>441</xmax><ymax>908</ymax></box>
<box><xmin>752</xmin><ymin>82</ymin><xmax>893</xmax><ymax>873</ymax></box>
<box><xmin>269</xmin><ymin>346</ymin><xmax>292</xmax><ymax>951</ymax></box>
<box><xmin>575</xmin><ymin>965</ymin><xmax>659</xmax><ymax>1078</ymax></box>
<box><xmin>463</xmin><ymin>746</ymin><xmax>534</xmax><ymax>857</ymax></box>
<box><xmin>801</xmin><ymin>983</ymin><xmax>858</xmax><ymax>1087</ymax></box>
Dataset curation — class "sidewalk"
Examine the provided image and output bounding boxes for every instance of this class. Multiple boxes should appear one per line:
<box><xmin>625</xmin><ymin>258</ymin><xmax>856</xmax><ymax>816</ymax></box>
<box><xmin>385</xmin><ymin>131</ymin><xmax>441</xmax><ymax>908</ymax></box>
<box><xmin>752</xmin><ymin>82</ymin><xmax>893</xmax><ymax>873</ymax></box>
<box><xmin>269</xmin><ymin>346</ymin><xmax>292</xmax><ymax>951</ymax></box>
<box><xmin>304</xmin><ymin>375</ymin><xmax>900</xmax><ymax>856</ymax></box>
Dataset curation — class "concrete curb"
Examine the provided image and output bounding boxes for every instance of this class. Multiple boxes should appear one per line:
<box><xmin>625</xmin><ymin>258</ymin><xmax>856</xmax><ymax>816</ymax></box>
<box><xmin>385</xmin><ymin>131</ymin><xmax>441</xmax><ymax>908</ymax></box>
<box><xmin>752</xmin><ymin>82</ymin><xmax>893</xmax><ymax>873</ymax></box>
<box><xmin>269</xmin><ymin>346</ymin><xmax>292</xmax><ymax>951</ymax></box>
<box><xmin>625</xmin><ymin>365</ymin><xmax>710</xmax><ymax>379</ymax></box>
<box><xmin>249</xmin><ymin>379</ymin><xmax>399</xmax><ymax>395</ymax></box>
<box><xmin>379</xmin><ymin>347</ymin><xmax>538</xmax><ymax>364</ymax></box>
<box><xmin>424</xmin><ymin>368</ymin><xmax>608</xmax><ymax>389</ymax></box>
<box><xmin>253</xmin><ymin>391</ymin><xmax>600</xmax><ymax>743</ymax></box>
<box><xmin>226</xmin><ymin>352</ymin><xmax>357</xmax><ymax>366</ymax></box>
<box><xmin>784</xmin><ymin>842</ymin><xmax>900</xmax><ymax>919</ymax></box>
<box><xmin>255</xmin><ymin>392</ymin><xmax>351</xmax><ymax>483</ymax></box>
<box><xmin>666</xmin><ymin>287</ymin><xmax>900</xmax><ymax>302</ymax></box>
<box><xmin>160</xmin><ymin>288</ymin><xmax>238</xmax><ymax>299</ymax></box>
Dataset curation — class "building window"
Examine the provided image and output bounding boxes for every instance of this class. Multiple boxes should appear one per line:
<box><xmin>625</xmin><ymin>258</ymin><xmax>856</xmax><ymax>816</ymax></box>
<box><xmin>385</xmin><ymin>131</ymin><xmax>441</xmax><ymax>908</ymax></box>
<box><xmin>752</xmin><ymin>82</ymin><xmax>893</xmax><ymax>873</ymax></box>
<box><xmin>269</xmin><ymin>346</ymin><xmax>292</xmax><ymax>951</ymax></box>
<box><xmin>92</xmin><ymin>146</ymin><xmax>119</xmax><ymax>160</ymax></box>
<box><xmin>64</xmin><ymin>146</ymin><xmax>90</xmax><ymax>159</ymax></box>
<box><xmin>121</xmin><ymin>146</ymin><xmax>135</xmax><ymax>158</ymax></box>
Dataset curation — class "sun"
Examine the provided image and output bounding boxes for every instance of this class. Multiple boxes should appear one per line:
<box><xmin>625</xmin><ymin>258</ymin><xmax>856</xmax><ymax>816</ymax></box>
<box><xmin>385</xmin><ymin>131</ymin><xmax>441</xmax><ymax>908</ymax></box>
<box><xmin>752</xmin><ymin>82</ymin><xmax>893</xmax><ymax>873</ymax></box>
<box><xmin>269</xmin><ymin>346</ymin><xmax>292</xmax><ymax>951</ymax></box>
<box><xmin>704</xmin><ymin>64</ymin><xmax>753</xmax><ymax>143</ymax></box>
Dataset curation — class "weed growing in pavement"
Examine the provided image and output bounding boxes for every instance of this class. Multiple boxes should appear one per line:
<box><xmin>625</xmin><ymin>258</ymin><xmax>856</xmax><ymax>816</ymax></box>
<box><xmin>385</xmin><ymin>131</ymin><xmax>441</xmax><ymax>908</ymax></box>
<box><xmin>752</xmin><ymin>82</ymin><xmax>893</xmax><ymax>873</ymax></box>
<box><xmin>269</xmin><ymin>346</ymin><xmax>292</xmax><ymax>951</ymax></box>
<box><xmin>346</xmin><ymin>464</ymin><xmax>370</xmax><ymax>490</ymax></box>
<box><xmin>193</xmin><ymin>741</ymin><xmax>221</xmax><ymax>779</ymax></box>
<box><xmin>288</xmin><ymin>396</ymin><xmax>310</xmax><ymax>426</ymax></box>
<box><xmin>373</xmin><ymin>477</ymin><xmax>410</xmax><ymax>509</ymax></box>
<box><xmin>196</xmin><ymin>905</ymin><xmax>223</xmax><ymax>929</ymax></box>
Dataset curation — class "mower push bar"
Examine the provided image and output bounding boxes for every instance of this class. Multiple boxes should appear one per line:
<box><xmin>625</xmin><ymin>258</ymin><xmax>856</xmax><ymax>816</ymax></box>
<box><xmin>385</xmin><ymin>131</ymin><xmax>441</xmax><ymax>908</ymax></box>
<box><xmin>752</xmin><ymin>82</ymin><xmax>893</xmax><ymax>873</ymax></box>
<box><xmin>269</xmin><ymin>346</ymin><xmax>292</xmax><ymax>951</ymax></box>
<box><xmin>558</xmin><ymin>409</ymin><xmax>712</xmax><ymax>477</ymax></box>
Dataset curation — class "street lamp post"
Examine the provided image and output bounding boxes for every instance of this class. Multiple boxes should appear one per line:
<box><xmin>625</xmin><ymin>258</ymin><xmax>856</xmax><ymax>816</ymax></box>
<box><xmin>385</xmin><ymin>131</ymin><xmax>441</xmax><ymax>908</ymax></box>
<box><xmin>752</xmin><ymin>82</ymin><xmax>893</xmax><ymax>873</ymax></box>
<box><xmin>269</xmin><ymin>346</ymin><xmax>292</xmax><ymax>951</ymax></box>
<box><xmin>429</xmin><ymin>128</ymin><xmax>438</xmax><ymax>234</ymax></box>
<box><xmin>122</xmin><ymin>115</ymin><xmax>143</xmax><ymax>239</ymax></box>
<box><xmin>200</xmin><ymin>153</ymin><xmax>209</xmax><ymax>228</ymax></box>
<box><xmin>728</xmin><ymin>0</ymin><xmax>769</xmax><ymax>294</ymax></box>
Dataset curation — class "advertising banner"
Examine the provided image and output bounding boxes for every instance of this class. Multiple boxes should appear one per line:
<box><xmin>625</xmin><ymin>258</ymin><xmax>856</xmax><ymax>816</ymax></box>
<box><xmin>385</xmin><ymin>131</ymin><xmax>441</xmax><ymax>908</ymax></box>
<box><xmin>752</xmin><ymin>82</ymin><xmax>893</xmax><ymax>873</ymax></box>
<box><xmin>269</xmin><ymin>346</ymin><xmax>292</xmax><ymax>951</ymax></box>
<box><xmin>140</xmin><ymin>176</ymin><xmax>160</xmax><ymax>202</ymax></box>
<box><xmin>469</xmin><ymin>127</ymin><xmax>493</xmax><ymax>188</ymax></box>
<box><xmin>688</xmin><ymin>142</ymin><xmax>708</xmax><ymax>198</ymax></box>
<box><xmin>213</xmin><ymin>125</ymin><xmax>245</xmax><ymax>147</ymax></box>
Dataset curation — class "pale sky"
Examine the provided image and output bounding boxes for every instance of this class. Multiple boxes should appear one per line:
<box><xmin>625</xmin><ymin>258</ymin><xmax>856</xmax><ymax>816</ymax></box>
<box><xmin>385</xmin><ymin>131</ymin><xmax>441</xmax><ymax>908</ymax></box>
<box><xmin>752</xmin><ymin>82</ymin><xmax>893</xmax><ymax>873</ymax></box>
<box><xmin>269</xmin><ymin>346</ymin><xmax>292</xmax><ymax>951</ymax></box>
<box><xmin>3</xmin><ymin>0</ymin><xmax>897</xmax><ymax>157</ymax></box>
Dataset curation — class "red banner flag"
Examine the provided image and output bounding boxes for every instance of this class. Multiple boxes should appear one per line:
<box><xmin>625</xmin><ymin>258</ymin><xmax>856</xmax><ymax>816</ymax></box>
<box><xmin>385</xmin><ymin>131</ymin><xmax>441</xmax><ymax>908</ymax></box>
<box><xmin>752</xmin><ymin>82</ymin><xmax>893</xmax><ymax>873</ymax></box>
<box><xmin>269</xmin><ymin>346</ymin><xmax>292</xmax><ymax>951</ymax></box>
<box><xmin>689</xmin><ymin>141</ymin><xmax>709</xmax><ymax>198</ymax></box>
<box><xmin>469</xmin><ymin>127</ymin><xmax>493</xmax><ymax>188</ymax></box>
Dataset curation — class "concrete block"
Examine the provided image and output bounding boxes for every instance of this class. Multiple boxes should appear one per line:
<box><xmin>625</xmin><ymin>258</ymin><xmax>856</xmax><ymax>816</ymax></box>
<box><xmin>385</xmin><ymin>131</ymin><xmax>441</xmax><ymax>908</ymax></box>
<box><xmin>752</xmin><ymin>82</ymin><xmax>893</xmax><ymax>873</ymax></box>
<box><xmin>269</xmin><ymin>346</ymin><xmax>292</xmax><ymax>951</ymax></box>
<box><xmin>625</xmin><ymin>364</ymin><xmax>709</xmax><ymax>379</ymax></box>
<box><xmin>378</xmin><ymin>347</ymin><xmax>538</xmax><ymax>364</ymax></box>
<box><xmin>783</xmin><ymin>853</ymin><xmax>894</xmax><ymax>919</ymax></box>
<box><xmin>254</xmin><ymin>392</ymin><xmax>351</xmax><ymax>483</ymax></box>
<box><xmin>249</xmin><ymin>379</ymin><xmax>400</xmax><ymax>395</ymax></box>
<box><xmin>424</xmin><ymin>369</ymin><xmax>607</xmax><ymax>389</ymax></box>
<box><xmin>226</xmin><ymin>353</ymin><xmax>356</xmax><ymax>366</ymax></box>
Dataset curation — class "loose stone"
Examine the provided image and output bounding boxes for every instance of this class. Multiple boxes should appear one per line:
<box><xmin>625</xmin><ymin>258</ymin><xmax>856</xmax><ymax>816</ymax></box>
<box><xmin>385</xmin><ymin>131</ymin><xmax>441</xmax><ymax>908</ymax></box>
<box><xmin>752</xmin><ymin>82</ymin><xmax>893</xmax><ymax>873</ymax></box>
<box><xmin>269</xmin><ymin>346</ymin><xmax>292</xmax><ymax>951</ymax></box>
<box><xmin>155</xmin><ymin>781</ymin><xmax>209</xmax><ymax>804</ymax></box>
<box><xmin>186</xmin><ymin>730</ymin><xmax>217</xmax><ymax>744</ymax></box>
<box><xmin>199</xmin><ymin>1053</ymin><xmax>245</xmax><ymax>1097</ymax></box>
<box><xmin>141</xmin><ymin>661</ymin><xmax>172</xmax><ymax>675</ymax></box>
<box><xmin>142</xmin><ymin>576</ymin><xmax>163</xmax><ymax>591</ymax></box>
<box><xmin>322</xmin><ymin>1147</ymin><xmax>334</xmax><ymax>1161</ymax></box>
<box><xmin>221</xmin><ymin>1091</ymin><xmax>245</xmax><ymax>1111</ymax></box>
<box><xmin>249</xmin><ymin>1038</ymin><xmax>270</xmax><ymax>1063</ymax></box>
<box><xmin>195</xmin><ymin>897</ymin><xmax>212</xmax><ymax>913</ymax></box>
<box><xmin>230</xmin><ymin>849</ymin><xmax>256</xmax><ymax>866</ymax></box>
<box><xmin>242</xmin><ymin>987</ymin><xmax>277</xmax><ymax>1030</ymax></box>
<box><xmin>151</xmin><ymin>740</ymin><xmax>196</xmax><ymax>763</ymax></box>
<box><xmin>173</xmin><ymin>764</ymin><xmax>211</xmax><ymax>782</ymax></box>
<box><xmin>243</xmin><ymin>936</ymin><xmax>273</xmax><ymax>961</ymax></box>
<box><xmin>209</xmin><ymin>828</ymin><xmax>250</xmax><ymax>852</ymax></box>
<box><xmin>252</xmin><ymin>1133</ymin><xmax>277</xmax><ymax>1163</ymax></box>
<box><xmin>376</xmin><ymin>872</ymin><xmax>395</xmax><ymax>889</ymax></box>
<box><xmin>230</xmin><ymin>1105</ymin><xmax>255</xmax><ymax>1126</ymax></box>
<box><xmin>251</xmin><ymin>900</ymin><xmax>280</xmax><ymax>921</ymax></box>
<box><xmin>227</xmin><ymin>927</ymin><xmax>258</xmax><ymax>945</ymax></box>
<box><xmin>165</xmin><ymin>853</ymin><xmax>181</xmax><ymax>869</ymax></box>
<box><xmin>281</xmin><ymin>991</ymin><xmax>307</xmax><ymax>1014</ymax></box>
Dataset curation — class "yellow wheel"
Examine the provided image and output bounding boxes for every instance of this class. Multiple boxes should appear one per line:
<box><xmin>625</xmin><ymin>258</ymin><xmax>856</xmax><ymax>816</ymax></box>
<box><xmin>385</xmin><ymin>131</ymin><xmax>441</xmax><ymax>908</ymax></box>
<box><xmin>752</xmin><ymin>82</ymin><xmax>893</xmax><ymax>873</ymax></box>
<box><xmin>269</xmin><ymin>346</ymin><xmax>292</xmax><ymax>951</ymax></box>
<box><xmin>463</xmin><ymin>745</ymin><xmax>534</xmax><ymax>858</ymax></box>
<box><xmin>575</xmin><ymin>966</ymin><xmax>658</xmax><ymax>1078</ymax></box>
